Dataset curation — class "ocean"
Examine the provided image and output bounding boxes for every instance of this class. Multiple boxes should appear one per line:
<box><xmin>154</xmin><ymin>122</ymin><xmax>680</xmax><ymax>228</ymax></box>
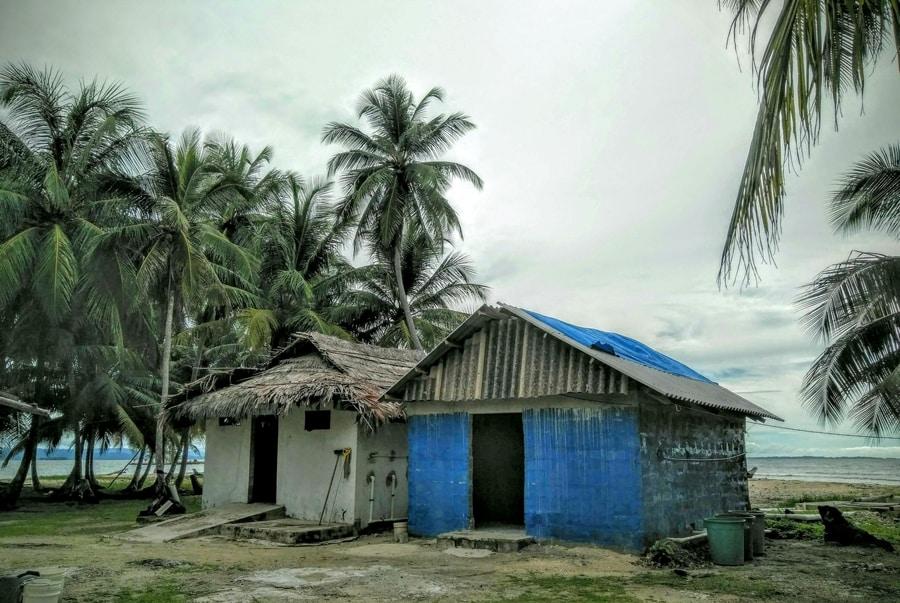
<box><xmin>0</xmin><ymin>459</ymin><xmax>204</xmax><ymax>482</ymax></box>
<box><xmin>2</xmin><ymin>455</ymin><xmax>897</xmax><ymax>485</ymax></box>
<box><xmin>749</xmin><ymin>456</ymin><xmax>900</xmax><ymax>485</ymax></box>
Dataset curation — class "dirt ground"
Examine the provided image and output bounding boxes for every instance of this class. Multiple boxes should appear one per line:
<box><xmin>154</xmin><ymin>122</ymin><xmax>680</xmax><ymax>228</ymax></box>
<box><xmin>1</xmin><ymin>479</ymin><xmax>899</xmax><ymax>602</ymax></box>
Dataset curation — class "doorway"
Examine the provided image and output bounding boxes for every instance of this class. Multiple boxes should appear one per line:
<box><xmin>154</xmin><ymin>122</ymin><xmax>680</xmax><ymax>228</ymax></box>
<box><xmin>249</xmin><ymin>415</ymin><xmax>278</xmax><ymax>503</ymax></box>
<box><xmin>472</xmin><ymin>413</ymin><xmax>524</xmax><ymax>526</ymax></box>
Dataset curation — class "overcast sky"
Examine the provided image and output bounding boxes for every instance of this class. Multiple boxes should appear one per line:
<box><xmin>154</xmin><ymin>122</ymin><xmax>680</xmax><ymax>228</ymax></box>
<box><xmin>3</xmin><ymin>1</ymin><xmax>899</xmax><ymax>456</ymax></box>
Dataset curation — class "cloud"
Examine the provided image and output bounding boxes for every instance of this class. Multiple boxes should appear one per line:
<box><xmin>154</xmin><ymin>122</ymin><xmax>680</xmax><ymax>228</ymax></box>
<box><xmin>2</xmin><ymin>0</ymin><xmax>898</xmax><ymax>456</ymax></box>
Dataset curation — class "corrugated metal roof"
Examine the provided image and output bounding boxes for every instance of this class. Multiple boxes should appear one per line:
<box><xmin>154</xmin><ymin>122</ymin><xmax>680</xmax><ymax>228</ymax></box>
<box><xmin>386</xmin><ymin>303</ymin><xmax>782</xmax><ymax>421</ymax></box>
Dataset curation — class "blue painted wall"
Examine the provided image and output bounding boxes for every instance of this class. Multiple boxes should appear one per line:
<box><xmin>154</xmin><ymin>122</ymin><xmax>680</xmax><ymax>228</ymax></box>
<box><xmin>523</xmin><ymin>407</ymin><xmax>643</xmax><ymax>550</ymax></box>
<box><xmin>407</xmin><ymin>413</ymin><xmax>471</xmax><ymax>536</ymax></box>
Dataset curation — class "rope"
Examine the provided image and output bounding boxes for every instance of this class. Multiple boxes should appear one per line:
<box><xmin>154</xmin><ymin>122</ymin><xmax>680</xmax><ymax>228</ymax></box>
<box><xmin>748</xmin><ymin>422</ymin><xmax>900</xmax><ymax>441</ymax></box>
<box><xmin>660</xmin><ymin>451</ymin><xmax>746</xmax><ymax>462</ymax></box>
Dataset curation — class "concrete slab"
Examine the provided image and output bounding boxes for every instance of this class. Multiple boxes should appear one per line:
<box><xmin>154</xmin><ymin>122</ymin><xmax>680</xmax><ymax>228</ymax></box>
<box><xmin>221</xmin><ymin>519</ymin><xmax>355</xmax><ymax>545</ymax></box>
<box><xmin>437</xmin><ymin>527</ymin><xmax>534</xmax><ymax>553</ymax></box>
<box><xmin>118</xmin><ymin>503</ymin><xmax>284</xmax><ymax>543</ymax></box>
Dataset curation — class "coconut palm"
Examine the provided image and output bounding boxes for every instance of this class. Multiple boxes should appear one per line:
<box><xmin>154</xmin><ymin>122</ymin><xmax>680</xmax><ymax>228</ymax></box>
<box><xmin>0</xmin><ymin>63</ymin><xmax>146</xmax><ymax>499</ymax></box>
<box><xmin>718</xmin><ymin>1</ymin><xmax>900</xmax><ymax>283</ymax></box>
<box><xmin>323</xmin><ymin>75</ymin><xmax>483</xmax><ymax>349</ymax></box>
<box><xmin>255</xmin><ymin>173</ymin><xmax>357</xmax><ymax>347</ymax></box>
<box><xmin>798</xmin><ymin>144</ymin><xmax>900</xmax><ymax>436</ymax></box>
<box><xmin>102</xmin><ymin>129</ymin><xmax>259</xmax><ymax>498</ymax></box>
<box><xmin>343</xmin><ymin>231</ymin><xmax>488</xmax><ymax>349</ymax></box>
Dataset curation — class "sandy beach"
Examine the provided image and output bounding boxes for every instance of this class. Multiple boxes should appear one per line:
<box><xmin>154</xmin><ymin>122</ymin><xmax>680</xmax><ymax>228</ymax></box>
<box><xmin>749</xmin><ymin>478</ymin><xmax>900</xmax><ymax>508</ymax></box>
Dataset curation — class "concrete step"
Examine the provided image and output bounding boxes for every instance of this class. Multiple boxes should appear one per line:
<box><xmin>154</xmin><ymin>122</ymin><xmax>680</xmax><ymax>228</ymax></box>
<box><xmin>437</xmin><ymin>528</ymin><xmax>534</xmax><ymax>553</ymax></box>
<box><xmin>221</xmin><ymin>519</ymin><xmax>355</xmax><ymax>544</ymax></box>
<box><xmin>118</xmin><ymin>503</ymin><xmax>285</xmax><ymax>543</ymax></box>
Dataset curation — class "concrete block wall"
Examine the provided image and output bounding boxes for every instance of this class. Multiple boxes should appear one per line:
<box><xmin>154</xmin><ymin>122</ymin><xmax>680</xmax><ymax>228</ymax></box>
<box><xmin>408</xmin><ymin>413</ymin><xmax>471</xmax><ymax>536</ymax></box>
<box><xmin>523</xmin><ymin>407</ymin><xmax>643</xmax><ymax>550</ymax></box>
<box><xmin>202</xmin><ymin>417</ymin><xmax>251</xmax><ymax>508</ymax></box>
<box><xmin>355</xmin><ymin>420</ymin><xmax>409</xmax><ymax>526</ymax></box>
<box><xmin>277</xmin><ymin>409</ymin><xmax>359</xmax><ymax>524</ymax></box>
<box><xmin>639</xmin><ymin>398</ymin><xmax>747</xmax><ymax>544</ymax></box>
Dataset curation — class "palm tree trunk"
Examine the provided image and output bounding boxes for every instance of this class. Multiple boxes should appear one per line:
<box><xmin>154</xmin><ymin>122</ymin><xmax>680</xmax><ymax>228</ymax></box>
<box><xmin>393</xmin><ymin>244</ymin><xmax>423</xmax><ymax>350</ymax></box>
<box><xmin>125</xmin><ymin>446</ymin><xmax>146</xmax><ymax>491</ymax></box>
<box><xmin>29</xmin><ymin>416</ymin><xmax>42</xmax><ymax>492</ymax></box>
<box><xmin>175</xmin><ymin>430</ymin><xmax>190</xmax><ymax>489</ymax></box>
<box><xmin>60</xmin><ymin>426</ymin><xmax>84</xmax><ymax>492</ymax></box>
<box><xmin>154</xmin><ymin>280</ymin><xmax>176</xmax><ymax>497</ymax></box>
<box><xmin>137</xmin><ymin>450</ymin><xmax>154</xmax><ymax>489</ymax></box>
<box><xmin>0</xmin><ymin>419</ymin><xmax>38</xmax><ymax>509</ymax></box>
<box><xmin>166</xmin><ymin>436</ymin><xmax>180</xmax><ymax>479</ymax></box>
<box><xmin>87</xmin><ymin>434</ymin><xmax>100</xmax><ymax>490</ymax></box>
<box><xmin>30</xmin><ymin>449</ymin><xmax>42</xmax><ymax>492</ymax></box>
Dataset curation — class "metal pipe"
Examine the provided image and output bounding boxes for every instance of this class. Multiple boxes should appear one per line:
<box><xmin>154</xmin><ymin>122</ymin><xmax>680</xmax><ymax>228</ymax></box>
<box><xmin>388</xmin><ymin>471</ymin><xmax>397</xmax><ymax>519</ymax></box>
<box><xmin>367</xmin><ymin>472</ymin><xmax>375</xmax><ymax>523</ymax></box>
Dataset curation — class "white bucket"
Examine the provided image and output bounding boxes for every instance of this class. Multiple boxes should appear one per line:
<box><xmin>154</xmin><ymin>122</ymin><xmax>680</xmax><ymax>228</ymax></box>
<box><xmin>393</xmin><ymin>520</ymin><xmax>408</xmax><ymax>544</ymax></box>
<box><xmin>36</xmin><ymin>567</ymin><xmax>65</xmax><ymax>590</ymax></box>
<box><xmin>23</xmin><ymin>578</ymin><xmax>61</xmax><ymax>603</ymax></box>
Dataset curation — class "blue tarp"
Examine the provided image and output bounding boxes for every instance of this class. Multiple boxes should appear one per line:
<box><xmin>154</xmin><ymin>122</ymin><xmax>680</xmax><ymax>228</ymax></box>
<box><xmin>523</xmin><ymin>309</ymin><xmax>714</xmax><ymax>384</ymax></box>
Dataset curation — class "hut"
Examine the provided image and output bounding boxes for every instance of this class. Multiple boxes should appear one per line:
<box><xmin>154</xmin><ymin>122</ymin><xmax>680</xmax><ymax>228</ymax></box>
<box><xmin>384</xmin><ymin>303</ymin><xmax>781</xmax><ymax>550</ymax></box>
<box><xmin>175</xmin><ymin>332</ymin><xmax>422</xmax><ymax>529</ymax></box>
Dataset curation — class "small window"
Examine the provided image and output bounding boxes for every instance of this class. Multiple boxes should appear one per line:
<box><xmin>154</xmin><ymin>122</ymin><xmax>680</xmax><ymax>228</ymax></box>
<box><xmin>305</xmin><ymin>410</ymin><xmax>331</xmax><ymax>431</ymax></box>
<box><xmin>219</xmin><ymin>417</ymin><xmax>241</xmax><ymax>427</ymax></box>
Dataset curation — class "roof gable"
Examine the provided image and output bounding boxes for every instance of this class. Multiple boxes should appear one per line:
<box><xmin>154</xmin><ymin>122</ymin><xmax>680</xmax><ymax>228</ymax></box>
<box><xmin>522</xmin><ymin>309</ymin><xmax>713</xmax><ymax>383</ymax></box>
<box><xmin>385</xmin><ymin>303</ymin><xmax>782</xmax><ymax>421</ymax></box>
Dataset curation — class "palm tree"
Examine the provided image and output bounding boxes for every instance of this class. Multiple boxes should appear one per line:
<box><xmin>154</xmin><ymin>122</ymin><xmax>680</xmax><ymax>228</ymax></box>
<box><xmin>103</xmin><ymin>129</ymin><xmax>259</xmax><ymax>499</ymax></box>
<box><xmin>0</xmin><ymin>63</ymin><xmax>145</xmax><ymax>498</ymax></box>
<box><xmin>255</xmin><ymin>173</ymin><xmax>356</xmax><ymax>348</ymax></box>
<box><xmin>343</xmin><ymin>231</ymin><xmax>488</xmax><ymax>349</ymax></box>
<box><xmin>323</xmin><ymin>75</ymin><xmax>483</xmax><ymax>349</ymax></box>
<box><xmin>798</xmin><ymin>144</ymin><xmax>900</xmax><ymax>436</ymax></box>
<box><xmin>718</xmin><ymin>1</ymin><xmax>899</xmax><ymax>283</ymax></box>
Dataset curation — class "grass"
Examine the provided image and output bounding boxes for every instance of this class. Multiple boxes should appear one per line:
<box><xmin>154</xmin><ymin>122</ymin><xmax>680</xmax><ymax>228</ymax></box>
<box><xmin>632</xmin><ymin>570</ymin><xmax>787</xmax><ymax>599</ymax></box>
<box><xmin>499</xmin><ymin>575</ymin><xmax>640</xmax><ymax>603</ymax></box>
<box><xmin>0</xmin><ymin>495</ymin><xmax>201</xmax><ymax>538</ymax></box>
<box><xmin>852</xmin><ymin>514</ymin><xmax>900</xmax><ymax>547</ymax></box>
<box><xmin>778</xmin><ymin>494</ymin><xmax>843</xmax><ymax>508</ymax></box>
<box><xmin>766</xmin><ymin>517</ymin><xmax>825</xmax><ymax>540</ymax></box>
<box><xmin>113</xmin><ymin>578</ymin><xmax>189</xmax><ymax>603</ymax></box>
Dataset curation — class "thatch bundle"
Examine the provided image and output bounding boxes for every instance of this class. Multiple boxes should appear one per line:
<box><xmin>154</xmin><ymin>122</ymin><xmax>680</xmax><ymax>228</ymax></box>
<box><xmin>170</xmin><ymin>333</ymin><xmax>422</xmax><ymax>431</ymax></box>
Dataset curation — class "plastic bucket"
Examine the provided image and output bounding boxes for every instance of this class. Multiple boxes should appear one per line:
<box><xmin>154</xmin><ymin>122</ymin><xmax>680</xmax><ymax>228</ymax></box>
<box><xmin>704</xmin><ymin>517</ymin><xmax>745</xmax><ymax>566</ymax></box>
<box><xmin>393</xmin><ymin>520</ymin><xmax>409</xmax><ymax>544</ymax></box>
<box><xmin>730</xmin><ymin>510</ymin><xmax>766</xmax><ymax>556</ymax></box>
<box><xmin>22</xmin><ymin>578</ymin><xmax>61</xmax><ymax>603</ymax></box>
<box><xmin>36</xmin><ymin>567</ymin><xmax>65</xmax><ymax>591</ymax></box>
<box><xmin>717</xmin><ymin>513</ymin><xmax>754</xmax><ymax>561</ymax></box>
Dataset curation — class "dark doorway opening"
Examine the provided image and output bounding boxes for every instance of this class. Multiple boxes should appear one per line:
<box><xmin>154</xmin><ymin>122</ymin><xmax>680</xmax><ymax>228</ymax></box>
<box><xmin>472</xmin><ymin>413</ymin><xmax>524</xmax><ymax>526</ymax></box>
<box><xmin>249</xmin><ymin>415</ymin><xmax>278</xmax><ymax>503</ymax></box>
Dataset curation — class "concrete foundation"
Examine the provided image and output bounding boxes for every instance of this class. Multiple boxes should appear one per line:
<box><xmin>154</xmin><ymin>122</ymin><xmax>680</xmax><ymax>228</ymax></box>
<box><xmin>437</xmin><ymin>527</ymin><xmax>535</xmax><ymax>553</ymax></box>
<box><xmin>221</xmin><ymin>519</ymin><xmax>354</xmax><ymax>544</ymax></box>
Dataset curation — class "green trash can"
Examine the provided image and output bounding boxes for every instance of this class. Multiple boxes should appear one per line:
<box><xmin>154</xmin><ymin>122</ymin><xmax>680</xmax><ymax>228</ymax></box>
<box><xmin>704</xmin><ymin>517</ymin><xmax>745</xmax><ymax>566</ymax></box>
<box><xmin>718</xmin><ymin>512</ymin><xmax>755</xmax><ymax>561</ymax></box>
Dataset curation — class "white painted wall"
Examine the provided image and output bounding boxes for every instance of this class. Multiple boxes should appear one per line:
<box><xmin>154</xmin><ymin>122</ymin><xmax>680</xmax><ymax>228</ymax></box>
<box><xmin>202</xmin><ymin>417</ymin><xmax>251</xmax><ymax>508</ymax></box>
<box><xmin>354</xmin><ymin>420</ymin><xmax>409</xmax><ymax>527</ymax></box>
<box><xmin>276</xmin><ymin>409</ymin><xmax>359</xmax><ymax>524</ymax></box>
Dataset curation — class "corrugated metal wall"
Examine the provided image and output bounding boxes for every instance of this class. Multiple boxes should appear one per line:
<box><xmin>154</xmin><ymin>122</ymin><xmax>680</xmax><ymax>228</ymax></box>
<box><xmin>524</xmin><ymin>407</ymin><xmax>643</xmax><ymax>550</ymax></box>
<box><xmin>407</xmin><ymin>413</ymin><xmax>471</xmax><ymax>536</ymax></box>
<box><xmin>401</xmin><ymin>317</ymin><xmax>630</xmax><ymax>402</ymax></box>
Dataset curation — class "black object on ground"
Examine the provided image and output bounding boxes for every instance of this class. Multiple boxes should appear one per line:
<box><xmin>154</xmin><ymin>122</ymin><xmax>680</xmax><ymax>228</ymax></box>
<box><xmin>818</xmin><ymin>505</ymin><xmax>894</xmax><ymax>552</ymax></box>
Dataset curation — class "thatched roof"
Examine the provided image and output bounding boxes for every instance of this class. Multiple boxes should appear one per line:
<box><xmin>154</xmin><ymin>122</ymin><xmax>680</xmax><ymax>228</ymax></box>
<box><xmin>170</xmin><ymin>333</ymin><xmax>423</xmax><ymax>430</ymax></box>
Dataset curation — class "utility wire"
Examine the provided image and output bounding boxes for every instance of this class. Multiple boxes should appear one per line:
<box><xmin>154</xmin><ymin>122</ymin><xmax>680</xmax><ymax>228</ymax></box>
<box><xmin>748</xmin><ymin>422</ymin><xmax>900</xmax><ymax>441</ymax></box>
